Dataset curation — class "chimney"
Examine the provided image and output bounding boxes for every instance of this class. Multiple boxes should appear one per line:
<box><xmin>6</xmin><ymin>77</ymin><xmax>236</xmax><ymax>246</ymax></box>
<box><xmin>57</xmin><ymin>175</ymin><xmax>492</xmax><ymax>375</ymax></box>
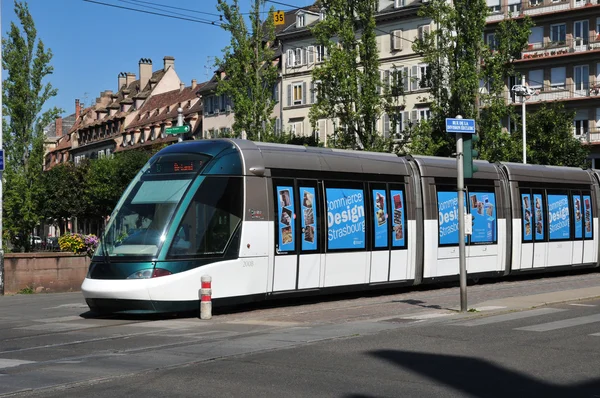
<box><xmin>55</xmin><ymin>116</ymin><xmax>63</xmax><ymax>137</ymax></box>
<box><xmin>118</xmin><ymin>72</ymin><xmax>127</xmax><ymax>90</ymax></box>
<box><xmin>139</xmin><ymin>58</ymin><xmax>152</xmax><ymax>91</ymax></box>
<box><xmin>163</xmin><ymin>56</ymin><xmax>175</xmax><ymax>71</ymax></box>
<box><xmin>191</xmin><ymin>79</ymin><xmax>197</xmax><ymax>89</ymax></box>
<box><xmin>75</xmin><ymin>99</ymin><xmax>81</xmax><ymax>120</ymax></box>
<box><xmin>125</xmin><ymin>72</ymin><xmax>136</xmax><ymax>88</ymax></box>
<box><xmin>180</xmin><ymin>82</ymin><xmax>185</xmax><ymax>92</ymax></box>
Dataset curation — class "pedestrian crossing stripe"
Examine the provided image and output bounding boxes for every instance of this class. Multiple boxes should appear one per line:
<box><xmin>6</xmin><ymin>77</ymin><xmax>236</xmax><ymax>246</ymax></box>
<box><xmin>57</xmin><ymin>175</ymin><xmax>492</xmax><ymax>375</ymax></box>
<box><xmin>515</xmin><ymin>313</ymin><xmax>600</xmax><ymax>332</ymax></box>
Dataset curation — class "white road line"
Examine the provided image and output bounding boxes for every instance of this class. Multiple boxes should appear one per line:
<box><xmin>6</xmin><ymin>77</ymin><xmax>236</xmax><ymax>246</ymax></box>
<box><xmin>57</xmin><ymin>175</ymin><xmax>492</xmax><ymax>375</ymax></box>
<box><xmin>568</xmin><ymin>304</ymin><xmax>596</xmax><ymax>307</ymax></box>
<box><xmin>0</xmin><ymin>359</ymin><xmax>35</xmax><ymax>369</ymax></box>
<box><xmin>515</xmin><ymin>314</ymin><xmax>600</xmax><ymax>332</ymax></box>
<box><xmin>452</xmin><ymin>308</ymin><xmax>567</xmax><ymax>327</ymax></box>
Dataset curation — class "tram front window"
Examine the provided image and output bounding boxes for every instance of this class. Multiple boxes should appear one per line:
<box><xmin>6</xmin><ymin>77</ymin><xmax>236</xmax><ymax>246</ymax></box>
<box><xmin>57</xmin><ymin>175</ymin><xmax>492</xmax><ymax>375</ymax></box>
<box><xmin>167</xmin><ymin>176</ymin><xmax>243</xmax><ymax>258</ymax></box>
<box><xmin>101</xmin><ymin>177</ymin><xmax>193</xmax><ymax>257</ymax></box>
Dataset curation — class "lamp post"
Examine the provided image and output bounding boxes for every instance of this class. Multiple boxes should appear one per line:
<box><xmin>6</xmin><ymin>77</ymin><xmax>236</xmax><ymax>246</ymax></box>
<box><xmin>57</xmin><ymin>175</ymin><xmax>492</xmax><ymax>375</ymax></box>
<box><xmin>521</xmin><ymin>75</ymin><xmax>527</xmax><ymax>164</ymax></box>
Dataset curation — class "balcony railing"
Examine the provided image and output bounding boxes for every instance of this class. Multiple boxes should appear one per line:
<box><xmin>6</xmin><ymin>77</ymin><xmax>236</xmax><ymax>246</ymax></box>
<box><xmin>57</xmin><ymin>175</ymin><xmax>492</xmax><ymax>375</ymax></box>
<box><xmin>503</xmin><ymin>83</ymin><xmax>600</xmax><ymax>104</ymax></box>
<box><xmin>487</xmin><ymin>0</ymin><xmax>600</xmax><ymax>22</ymax></box>
<box><xmin>585</xmin><ymin>129</ymin><xmax>600</xmax><ymax>143</ymax></box>
<box><xmin>519</xmin><ymin>35</ymin><xmax>600</xmax><ymax>61</ymax></box>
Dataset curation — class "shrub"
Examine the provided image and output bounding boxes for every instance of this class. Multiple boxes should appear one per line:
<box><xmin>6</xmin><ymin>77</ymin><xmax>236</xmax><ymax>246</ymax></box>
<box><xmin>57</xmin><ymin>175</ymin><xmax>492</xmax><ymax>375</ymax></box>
<box><xmin>58</xmin><ymin>233</ymin><xmax>99</xmax><ymax>258</ymax></box>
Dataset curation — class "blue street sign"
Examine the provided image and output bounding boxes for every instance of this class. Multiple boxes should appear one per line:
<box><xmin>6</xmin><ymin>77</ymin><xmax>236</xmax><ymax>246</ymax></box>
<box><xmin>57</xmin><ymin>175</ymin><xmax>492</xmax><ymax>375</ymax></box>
<box><xmin>446</xmin><ymin>118</ymin><xmax>476</xmax><ymax>134</ymax></box>
<box><xmin>0</xmin><ymin>149</ymin><xmax>4</xmax><ymax>171</ymax></box>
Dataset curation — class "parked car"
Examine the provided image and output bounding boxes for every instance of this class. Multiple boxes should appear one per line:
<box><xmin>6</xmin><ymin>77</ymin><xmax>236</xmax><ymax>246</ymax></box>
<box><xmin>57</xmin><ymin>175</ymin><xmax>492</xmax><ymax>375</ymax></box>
<box><xmin>30</xmin><ymin>236</ymin><xmax>42</xmax><ymax>246</ymax></box>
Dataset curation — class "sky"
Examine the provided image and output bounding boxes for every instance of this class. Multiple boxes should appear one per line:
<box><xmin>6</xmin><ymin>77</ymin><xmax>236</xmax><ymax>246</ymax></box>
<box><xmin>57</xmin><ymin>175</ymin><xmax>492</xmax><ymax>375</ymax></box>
<box><xmin>1</xmin><ymin>0</ymin><xmax>314</xmax><ymax>118</ymax></box>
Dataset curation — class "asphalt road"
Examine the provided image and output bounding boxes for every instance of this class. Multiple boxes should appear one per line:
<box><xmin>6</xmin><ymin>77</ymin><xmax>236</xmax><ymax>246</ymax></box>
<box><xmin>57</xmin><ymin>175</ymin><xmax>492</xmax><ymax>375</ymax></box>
<box><xmin>2</xmin><ymin>271</ymin><xmax>600</xmax><ymax>397</ymax></box>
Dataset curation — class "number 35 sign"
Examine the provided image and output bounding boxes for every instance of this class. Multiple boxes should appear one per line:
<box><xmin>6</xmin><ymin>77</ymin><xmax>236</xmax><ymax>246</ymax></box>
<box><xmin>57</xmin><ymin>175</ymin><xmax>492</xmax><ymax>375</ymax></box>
<box><xmin>273</xmin><ymin>10</ymin><xmax>285</xmax><ymax>25</ymax></box>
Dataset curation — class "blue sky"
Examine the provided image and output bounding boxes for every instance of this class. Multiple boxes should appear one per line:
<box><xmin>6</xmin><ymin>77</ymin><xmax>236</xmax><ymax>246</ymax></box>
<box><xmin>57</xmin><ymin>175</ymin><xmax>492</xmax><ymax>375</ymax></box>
<box><xmin>1</xmin><ymin>0</ymin><xmax>314</xmax><ymax>117</ymax></box>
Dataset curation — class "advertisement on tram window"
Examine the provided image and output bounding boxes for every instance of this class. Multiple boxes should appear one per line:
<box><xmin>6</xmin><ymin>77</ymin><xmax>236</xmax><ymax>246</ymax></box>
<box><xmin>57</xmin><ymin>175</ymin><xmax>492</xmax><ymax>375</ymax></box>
<box><xmin>548</xmin><ymin>194</ymin><xmax>570</xmax><ymax>240</ymax></box>
<box><xmin>533</xmin><ymin>194</ymin><xmax>544</xmax><ymax>241</ymax></box>
<box><xmin>276</xmin><ymin>185</ymin><xmax>295</xmax><ymax>252</ymax></box>
<box><xmin>390</xmin><ymin>189</ymin><xmax>406</xmax><ymax>247</ymax></box>
<box><xmin>372</xmin><ymin>189</ymin><xmax>388</xmax><ymax>248</ymax></box>
<box><xmin>326</xmin><ymin>188</ymin><xmax>365</xmax><ymax>250</ymax></box>
<box><xmin>521</xmin><ymin>193</ymin><xmax>532</xmax><ymax>241</ymax></box>
<box><xmin>437</xmin><ymin>191</ymin><xmax>467</xmax><ymax>246</ymax></box>
<box><xmin>573</xmin><ymin>195</ymin><xmax>583</xmax><ymax>239</ymax></box>
<box><xmin>468</xmin><ymin>192</ymin><xmax>497</xmax><ymax>244</ymax></box>
<box><xmin>583</xmin><ymin>194</ymin><xmax>593</xmax><ymax>239</ymax></box>
<box><xmin>300</xmin><ymin>187</ymin><xmax>317</xmax><ymax>251</ymax></box>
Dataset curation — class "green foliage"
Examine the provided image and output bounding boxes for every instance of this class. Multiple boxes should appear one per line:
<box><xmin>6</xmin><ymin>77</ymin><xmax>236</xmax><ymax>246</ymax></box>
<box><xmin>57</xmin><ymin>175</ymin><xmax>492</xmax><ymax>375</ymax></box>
<box><xmin>17</xmin><ymin>285</ymin><xmax>34</xmax><ymax>294</ymax></box>
<box><xmin>309</xmin><ymin>0</ymin><xmax>387</xmax><ymax>151</ymax></box>
<box><xmin>515</xmin><ymin>103</ymin><xmax>589</xmax><ymax>168</ymax></box>
<box><xmin>2</xmin><ymin>1</ymin><xmax>61</xmax><ymax>251</ymax></box>
<box><xmin>215</xmin><ymin>0</ymin><xmax>279</xmax><ymax>140</ymax></box>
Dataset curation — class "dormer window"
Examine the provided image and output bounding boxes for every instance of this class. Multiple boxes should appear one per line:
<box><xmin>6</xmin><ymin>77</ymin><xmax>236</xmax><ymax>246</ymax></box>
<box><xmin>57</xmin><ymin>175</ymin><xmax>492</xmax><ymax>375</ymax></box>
<box><xmin>395</xmin><ymin>0</ymin><xmax>404</xmax><ymax>7</ymax></box>
<box><xmin>319</xmin><ymin>8</ymin><xmax>325</xmax><ymax>20</ymax></box>
<box><xmin>297</xmin><ymin>13</ymin><xmax>305</xmax><ymax>27</ymax></box>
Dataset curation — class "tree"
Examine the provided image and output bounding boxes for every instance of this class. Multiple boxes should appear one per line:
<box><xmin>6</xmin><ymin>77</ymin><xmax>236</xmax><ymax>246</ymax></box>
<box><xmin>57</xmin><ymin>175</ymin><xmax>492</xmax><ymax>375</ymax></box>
<box><xmin>309</xmin><ymin>0</ymin><xmax>387</xmax><ymax>151</ymax></box>
<box><xmin>513</xmin><ymin>103</ymin><xmax>589</xmax><ymax>168</ymax></box>
<box><xmin>2</xmin><ymin>1</ymin><xmax>61</xmax><ymax>251</ymax></box>
<box><xmin>215</xmin><ymin>0</ymin><xmax>279</xmax><ymax>140</ymax></box>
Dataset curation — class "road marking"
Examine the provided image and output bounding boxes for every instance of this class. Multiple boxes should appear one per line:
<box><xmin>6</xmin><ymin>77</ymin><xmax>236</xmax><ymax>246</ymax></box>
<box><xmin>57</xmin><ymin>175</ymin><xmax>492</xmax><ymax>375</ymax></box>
<box><xmin>0</xmin><ymin>359</ymin><xmax>35</xmax><ymax>369</ymax></box>
<box><xmin>515</xmin><ymin>314</ymin><xmax>600</xmax><ymax>332</ymax></box>
<box><xmin>400</xmin><ymin>312</ymin><xmax>455</xmax><ymax>320</ymax></box>
<box><xmin>568</xmin><ymin>304</ymin><xmax>596</xmax><ymax>307</ymax></box>
<box><xmin>453</xmin><ymin>308</ymin><xmax>567</xmax><ymax>327</ymax></box>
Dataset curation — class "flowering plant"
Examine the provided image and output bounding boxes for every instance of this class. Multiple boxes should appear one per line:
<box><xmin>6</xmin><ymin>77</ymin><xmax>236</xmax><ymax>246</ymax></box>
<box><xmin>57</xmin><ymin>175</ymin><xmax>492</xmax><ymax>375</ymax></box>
<box><xmin>58</xmin><ymin>233</ymin><xmax>100</xmax><ymax>258</ymax></box>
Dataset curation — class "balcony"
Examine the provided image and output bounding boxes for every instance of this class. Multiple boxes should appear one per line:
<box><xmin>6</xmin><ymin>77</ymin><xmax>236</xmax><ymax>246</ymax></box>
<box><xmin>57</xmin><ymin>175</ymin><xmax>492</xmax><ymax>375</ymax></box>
<box><xmin>486</xmin><ymin>0</ymin><xmax>600</xmax><ymax>22</ymax></box>
<box><xmin>585</xmin><ymin>129</ymin><xmax>600</xmax><ymax>143</ymax></box>
<box><xmin>506</xmin><ymin>83</ymin><xmax>600</xmax><ymax>104</ymax></box>
<box><xmin>519</xmin><ymin>35</ymin><xmax>600</xmax><ymax>62</ymax></box>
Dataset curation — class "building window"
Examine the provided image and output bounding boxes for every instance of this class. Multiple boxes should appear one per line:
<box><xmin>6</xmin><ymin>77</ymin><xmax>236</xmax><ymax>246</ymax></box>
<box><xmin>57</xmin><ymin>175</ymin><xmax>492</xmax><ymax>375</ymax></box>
<box><xmin>286</xmin><ymin>49</ymin><xmax>295</xmax><ymax>68</ymax></box>
<box><xmin>574</xmin><ymin>120</ymin><xmax>589</xmax><ymax>137</ymax></box>
<box><xmin>528</xmin><ymin>27</ymin><xmax>544</xmax><ymax>48</ymax></box>
<box><xmin>294</xmin><ymin>47</ymin><xmax>304</xmax><ymax>66</ymax></box>
<box><xmin>316</xmin><ymin>45</ymin><xmax>326</xmax><ymax>63</ymax></box>
<box><xmin>293</xmin><ymin>82</ymin><xmax>304</xmax><ymax>105</ymax></box>
<box><xmin>297</xmin><ymin>13</ymin><xmax>305</xmax><ymax>28</ymax></box>
<box><xmin>508</xmin><ymin>0</ymin><xmax>521</xmax><ymax>13</ymax></box>
<box><xmin>529</xmin><ymin>69</ymin><xmax>543</xmax><ymax>89</ymax></box>
<box><xmin>550</xmin><ymin>67</ymin><xmax>566</xmax><ymax>90</ymax></box>
<box><xmin>550</xmin><ymin>23</ymin><xmax>566</xmax><ymax>43</ymax></box>
<box><xmin>418</xmin><ymin>64</ymin><xmax>430</xmax><ymax>89</ymax></box>
<box><xmin>395</xmin><ymin>0</ymin><xmax>405</xmax><ymax>7</ymax></box>
<box><xmin>289</xmin><ymin>120</ymin><xmax>304</xmax><ymax>135</ymax></box>
<box><xmin>530</xmin><ymin>0</ymin><xmax>542</xmax><ymax>5</ymax></box>
<box><xmin>486</xmin><ymin>33</ymin><xmax>497</xmax><ymax>50</ymax></box>
<box><xmin>487</xmin><ymin>0</ymin><xmax>501</xmax><ymax>13</ymax></box>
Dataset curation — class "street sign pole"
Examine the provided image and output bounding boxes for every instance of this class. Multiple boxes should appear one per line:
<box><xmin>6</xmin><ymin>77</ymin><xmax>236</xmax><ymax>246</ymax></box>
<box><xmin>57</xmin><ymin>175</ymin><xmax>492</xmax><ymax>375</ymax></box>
<box><xmin>456</xmin><ymin>132</ymin><xmax>467</xmax><ymax>313</ymax></box>
<box><xmin>177</xmin><ymin>107</ymin><xmax>184</xmax><ymax>143</ymax></box>
<box><xmin>0</xmin><ymin>0</ymin><xmax>4</xmax><ymax>296</ymax></box>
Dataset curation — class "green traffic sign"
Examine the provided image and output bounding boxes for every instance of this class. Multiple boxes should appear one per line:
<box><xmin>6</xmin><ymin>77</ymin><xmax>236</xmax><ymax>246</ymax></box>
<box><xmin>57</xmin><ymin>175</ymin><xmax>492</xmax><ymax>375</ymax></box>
<box><xmin>165</xmin><ymin>125</ymin><xmax>190</xmax><ymax>135</ymax></box>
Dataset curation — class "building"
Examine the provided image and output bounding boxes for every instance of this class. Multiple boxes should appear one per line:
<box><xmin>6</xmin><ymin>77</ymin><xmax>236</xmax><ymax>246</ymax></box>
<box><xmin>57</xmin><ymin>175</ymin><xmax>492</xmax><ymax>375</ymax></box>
<box><xmin>484</xmin><ymin>0</ymin><xmax>600</xmax><ymax>166</ymax></box>
<box><xmin>276</xmin><ymin>0</ymin><xmax>430</xmax><ymax>144</ymax></box>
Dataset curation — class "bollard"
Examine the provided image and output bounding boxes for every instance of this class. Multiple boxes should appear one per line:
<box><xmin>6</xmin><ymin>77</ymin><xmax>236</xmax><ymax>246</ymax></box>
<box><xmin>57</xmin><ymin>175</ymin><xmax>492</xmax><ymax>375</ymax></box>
<box><xmin>200</xmin><ymin>275</ymin><xmax>212</xmax><ymax>320</ymax></box>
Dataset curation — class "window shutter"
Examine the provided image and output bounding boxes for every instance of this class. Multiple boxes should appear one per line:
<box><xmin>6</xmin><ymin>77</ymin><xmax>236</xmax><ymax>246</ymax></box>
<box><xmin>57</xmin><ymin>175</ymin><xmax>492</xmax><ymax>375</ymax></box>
<box><xmin>377</xmin><ymin>70</ymin><xmax>383</xmax><ymax>94</ymax></box>
<box><xmin>403</xmin><ymin>111</ymin><xmax>410</xmax><ymax>128</ymax></box>
<box><xmin>311</xmin><ymin>81</ymin><xmax>315</xmax><ymax>103</ymax></box>
<box><xmin>286</xmin><ymin>49</ymin><xmax>294</xmax><ymax>68</ymax></box>
<box><xmin>384</xmin><ymin>70</ymin><xmax>391</xmax><ymax>87</ymax></box>
<box><xmin>411</xmin><ymin>109</ymin><xmax>419</xmax><ymax>121</ymax></box>
<box><xmin>307</xmin><ymin>46</ymin><xmax>315</xmax><ymax>64</ymax></box>
<box><xmin>302</xmin><ymin>82</ymin><xmax>307</xmax><ymax>104</ymax></box>
<box><xmin>287</xmin><ymin>84</ymin><xmax>292</xmax><ymax>107</ymax></box>
<box><xmin>403</xmin><ymin>67</ymin><xmax>409</xmax><ymax>92</ymax></box>
<box><xmin>411</xmin><ymin>65</ymin><xmax>419</xmax><ymax>91</ymax></box>
<box><xmin>383</xmin><ymin>114</ymin><xmax>390</xmax><ymax>138</ymax></box>
<box><xmin>391</xmin><ymin>30</ymin><xmax>403</xmax><ymax>51</ymax></box>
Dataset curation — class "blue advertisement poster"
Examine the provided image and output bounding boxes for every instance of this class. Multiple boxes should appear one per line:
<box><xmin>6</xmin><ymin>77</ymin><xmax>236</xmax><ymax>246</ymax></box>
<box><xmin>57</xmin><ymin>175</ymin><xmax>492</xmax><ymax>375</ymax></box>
<box><xmin>533</xmin><ymin>194</ymin><xmax>544</xmax><ymax>241</ymax></box>
<box><xmin>390</xmin><ymin>190</ymin><xmax>406</xmax><ymax>247</ymax></box>
<box><xmin>300</xmin><ymin>187</ymin><xmax>317</xmax><ymax>251</ymax></box>
<box><xmin>469</xmin><ymin>192</ymin><xmax>496</xmax><ymax>244</ymax></box>
<box><xmin>438</xmin><ymin>191</ymin><xmax>467</xmax><ymax>245</ymax></box>
<box><xmin>584</xmin><ymin>195</ymin><xmax>593</xmax><ymax>239</ymax></box>
<box><xmin>276</xmin><ymin>185</ymin><xmax>295</xmax><ymax>252</ymax></box>
<box><xmin>521</xmin><ymin>193</ymin><xmax>532</xmax><ymax>241</ymax></box>
<box><xmin>326</xmin><ymin>188</ymin><xmax>365</xmax><ymax>250</ymax></box>
<box><xmin>372</xmin><ymin>189</ymin><xmax>388</xmax><ymax>248</ymax></box>
<box><xmin>548</xmin><ymin>194</ymin><xmax>570</xmax><ymax>240</ymax></box>
<box><xmin>573</xmin><ymin>195</ymin><xmax>583</xmax><ymax>239</ymax></box>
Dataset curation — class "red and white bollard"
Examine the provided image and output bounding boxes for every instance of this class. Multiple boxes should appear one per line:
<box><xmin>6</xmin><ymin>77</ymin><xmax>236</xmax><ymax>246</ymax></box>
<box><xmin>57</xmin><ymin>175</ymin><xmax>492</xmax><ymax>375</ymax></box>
<box><xmin>200</xmin><ymin>275</ymin><xmax>212</xmax><ymax>320</ymax></box>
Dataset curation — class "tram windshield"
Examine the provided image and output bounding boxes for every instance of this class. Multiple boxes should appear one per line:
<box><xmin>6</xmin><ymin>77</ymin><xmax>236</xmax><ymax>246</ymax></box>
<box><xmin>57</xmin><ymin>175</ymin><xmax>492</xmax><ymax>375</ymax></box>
<box><xmin>96</xmin><ymin>153</ymin><xmax>210</xmax><ymax>259</ymax></box>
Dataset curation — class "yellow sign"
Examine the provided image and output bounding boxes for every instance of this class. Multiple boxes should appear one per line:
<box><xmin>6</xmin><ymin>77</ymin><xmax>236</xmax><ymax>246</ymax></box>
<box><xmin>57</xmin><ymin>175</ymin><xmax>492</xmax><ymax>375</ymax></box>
<box><xmin>274</xmin><ymin>11</ymin><xmax>285</xmax><ymax>26</ymax></box>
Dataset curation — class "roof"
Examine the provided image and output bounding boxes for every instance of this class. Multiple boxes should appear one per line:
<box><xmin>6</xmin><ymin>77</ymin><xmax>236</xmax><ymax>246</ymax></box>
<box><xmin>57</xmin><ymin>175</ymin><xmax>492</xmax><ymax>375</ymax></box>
<box><xmin>126</xmin><ymin>83</ymin><xmax>206</xmax><ymax>130</ymax></box>
<box><xmin>44</xmin><ymin>113</ymin><xmax>76</xmax><ymax>139</ymax></box>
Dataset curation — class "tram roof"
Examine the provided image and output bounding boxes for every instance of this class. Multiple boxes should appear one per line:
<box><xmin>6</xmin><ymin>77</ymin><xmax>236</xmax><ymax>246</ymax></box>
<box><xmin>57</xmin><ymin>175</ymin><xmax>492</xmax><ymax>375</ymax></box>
<box><xmin>500</xmin><ymin>162</ymin><xmax>592</xmax><ymax>184</ymax></box>
<box><xmin>408</xmin><ymin>155</ymin><xmax>501</xmax><ymax>180</ymax></box>
<box><xmin>235</xmin><ymin>140</ymin><xmax>411</xmax><ymax>176</ymax></box>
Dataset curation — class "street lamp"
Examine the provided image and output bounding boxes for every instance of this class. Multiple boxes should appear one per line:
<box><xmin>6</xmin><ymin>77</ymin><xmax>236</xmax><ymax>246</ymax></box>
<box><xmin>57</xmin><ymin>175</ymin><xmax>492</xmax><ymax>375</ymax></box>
<box><xmin>511</xmin><ymin>76</ymin><xmax>537</xmax><ymax>164</ymax></box>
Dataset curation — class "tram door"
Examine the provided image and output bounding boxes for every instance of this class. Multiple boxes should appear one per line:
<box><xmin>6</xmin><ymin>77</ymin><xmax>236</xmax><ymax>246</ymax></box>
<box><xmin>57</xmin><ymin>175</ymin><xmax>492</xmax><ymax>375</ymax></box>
<box><xmin>272</xmin><ymin>179</ymin><xmax>322</xmax><ymax>292</ymax></box>
<box><xmin>520</xmin><ymin>190</ymin><xmax>545</xmax><ymax>268</ymax></box>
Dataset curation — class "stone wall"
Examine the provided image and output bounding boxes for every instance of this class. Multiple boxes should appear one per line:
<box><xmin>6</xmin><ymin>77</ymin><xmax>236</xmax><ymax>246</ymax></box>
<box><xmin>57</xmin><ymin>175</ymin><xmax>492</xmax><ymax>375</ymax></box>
<box><xmin>3</xmin><ymin>253</ymin><xmax>90</xmax><ymax>294</ymax></box>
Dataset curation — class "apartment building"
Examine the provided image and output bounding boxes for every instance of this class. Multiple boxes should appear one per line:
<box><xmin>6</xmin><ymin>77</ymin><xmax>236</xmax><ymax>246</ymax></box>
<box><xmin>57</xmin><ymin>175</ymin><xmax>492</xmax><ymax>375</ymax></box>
<box><xmin>485</xmin><ymin>0</ymin><xmax>600</xmax><ymax>166</ymax></box>
<box><xmin>277</xmin><ymin>0</ymin><xmax>431</xmax><ymax>144</ymax></box>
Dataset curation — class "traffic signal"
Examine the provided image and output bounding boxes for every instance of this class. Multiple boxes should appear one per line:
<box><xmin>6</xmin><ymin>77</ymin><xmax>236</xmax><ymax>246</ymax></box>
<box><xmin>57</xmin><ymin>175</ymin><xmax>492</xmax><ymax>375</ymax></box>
<box><xmin>463</xmin><ymin>134</ymin><xmax>479</xmax><ymax>179</ymax></box>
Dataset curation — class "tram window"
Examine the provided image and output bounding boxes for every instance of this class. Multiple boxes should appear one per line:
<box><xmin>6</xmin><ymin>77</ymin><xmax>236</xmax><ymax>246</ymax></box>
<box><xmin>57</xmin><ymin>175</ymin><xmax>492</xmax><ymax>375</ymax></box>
<box><xmin>167</xmin><ymin>177</ymin><xmax>243</xmax><ymax>258</ymax></box>
<box><xmin>325</xmin><ymin>185</ymin><xmax>366</xmax><ymax>250</ymax></box>
<box><xmin>573</xmin><ymin>193</ymin><xmax>583</xmax><ymax>240</ymax></box>
<box><xmin>275</xmin><ymin>183</ymin><xmax>296</xmax><ymax>253</ymax></box>
<box><xmin>533</xmin><ymin>193</ymin><xmax>545</xmax><ymax>241</ymax></box>
<box><xmin>437</xmin><ymin>190</ymin><xmax>467</xmax><ymax>246</ymax></box>
<box><xmin>468</xmin><ymin>191</ymin><xmax>497</xmax><ymax>245</ymax></box>
<box><xmin>521</xmin><ymin>191</ymin><xmax>532</xmax><ymax>242</ymax></box>
<box><xmin>583</xmin><ymin>193</ymin><xmax>593</xmax><ymax>239</ymax></box>
<box><xmin>547</xmin><ymin>193</ymin><xmax>570</xmax><ymax>241</ymax></box>
<box><xmin>299</xmin><ymin>185</ymin><xmax>318</xmax><ymax>252</ymax></box>
<box><xmin>389</xmin><ymin>187</ymin><xmax>406</xmax><ymax>248</ymax></box>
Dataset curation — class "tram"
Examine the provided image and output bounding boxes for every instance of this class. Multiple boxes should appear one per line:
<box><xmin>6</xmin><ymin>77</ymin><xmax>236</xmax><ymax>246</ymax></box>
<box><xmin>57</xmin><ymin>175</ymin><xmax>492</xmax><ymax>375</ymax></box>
<box><xmin>81</xmin><ymin>139</ymin><xmax>600</xmax><ymax>314</ymax></box>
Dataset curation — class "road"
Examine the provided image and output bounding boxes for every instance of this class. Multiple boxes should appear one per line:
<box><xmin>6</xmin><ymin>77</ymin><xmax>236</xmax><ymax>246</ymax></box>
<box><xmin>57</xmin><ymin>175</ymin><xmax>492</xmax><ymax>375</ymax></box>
<box><xmin>1</xmin><ymin>270</ymin><xmax>600</xmax><ymax>397</ymax></box>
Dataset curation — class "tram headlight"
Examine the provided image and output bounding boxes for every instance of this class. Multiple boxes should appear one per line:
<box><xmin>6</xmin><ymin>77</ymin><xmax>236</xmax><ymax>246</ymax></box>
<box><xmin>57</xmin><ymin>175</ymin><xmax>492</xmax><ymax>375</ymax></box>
<box><xmin>126</xmin><ymin>268</ymin><xmax>172</xmax><ymax>279</ymax></box>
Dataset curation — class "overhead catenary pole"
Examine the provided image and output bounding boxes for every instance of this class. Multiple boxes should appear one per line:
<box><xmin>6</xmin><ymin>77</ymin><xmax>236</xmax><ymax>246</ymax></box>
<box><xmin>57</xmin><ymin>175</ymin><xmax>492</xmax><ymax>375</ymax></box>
<box><xmin>522</xmin><ymin>74</ymin><xmax>526</xmax><ymax>164</ymax></box>
<box><xmin>0</xmin><ymin>0</ymin><xmax>4</xmax><ymax>296</ymax></box>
